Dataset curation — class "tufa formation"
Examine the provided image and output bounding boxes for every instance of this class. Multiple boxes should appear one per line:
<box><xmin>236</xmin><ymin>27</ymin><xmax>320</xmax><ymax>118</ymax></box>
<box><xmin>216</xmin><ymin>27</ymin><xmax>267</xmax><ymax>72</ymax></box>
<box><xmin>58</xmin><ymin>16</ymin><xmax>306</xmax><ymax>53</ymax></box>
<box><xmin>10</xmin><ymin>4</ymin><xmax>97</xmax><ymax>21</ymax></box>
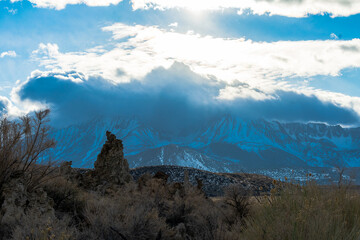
<box><xmin>93</xmin><ymin>131</ymin><xmax>132</xmax><ymax>186</ymax></box>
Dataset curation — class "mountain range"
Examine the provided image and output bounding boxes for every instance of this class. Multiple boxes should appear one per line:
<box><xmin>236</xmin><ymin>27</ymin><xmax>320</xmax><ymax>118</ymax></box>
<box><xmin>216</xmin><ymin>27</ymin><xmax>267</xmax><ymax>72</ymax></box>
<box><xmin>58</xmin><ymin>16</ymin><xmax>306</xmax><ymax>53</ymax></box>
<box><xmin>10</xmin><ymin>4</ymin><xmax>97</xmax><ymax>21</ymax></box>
<box><xmin>45</xmin><ymin>115</ymin><xmax>360</xmax><ymax>176</ymax></box>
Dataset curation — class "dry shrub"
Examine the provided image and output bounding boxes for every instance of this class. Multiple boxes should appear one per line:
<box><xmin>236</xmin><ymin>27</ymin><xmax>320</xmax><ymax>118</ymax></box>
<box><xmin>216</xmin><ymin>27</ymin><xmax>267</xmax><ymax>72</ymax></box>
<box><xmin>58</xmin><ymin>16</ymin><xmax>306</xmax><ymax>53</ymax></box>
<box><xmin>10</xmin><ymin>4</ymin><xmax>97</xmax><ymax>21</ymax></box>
<box><xmin>223</xmin><ymin>185</ymin><xmax>251</xmax><ymax>224</ymax></box>
<box><xmin>78</xmin><ymin>188</ymin><xmax>172</xmax><ymax>240</ymax></box>
<box><xmin>133</xmin><ymin>177</ymin><xmax>225</xmax><ymax>239</ymax></box>
<box><xmin>42</xmin><ymin>176</ymin><xmax>85</xmax><ymax>220</ymax></box>
<box><xmin>163</xmin><ymin>185</ymin><xmax>220</xmax><ymax>240</ymax></box>
<box><xmin>77</xmin><ymin>178</ymin><xmax>244</xmax><ymax>240</ymax></box>
<box><xmin>0</xmin><ymin>110</ymin><xmax>55</xmax><ymax>192</ymax></box>
<box><xmin>243</xmin><ymin>182</ymin><xmax>360</xmax><ymax>240</ymax></box>
<box><xmin>14</xmin><ymin>172</ymin><xmax>360</xmax><ymax>240</ymax></box>
<box><xmin>11</xmin><ymin>214</ymin><xmax>77</xmax><ymax>240</ymax></box>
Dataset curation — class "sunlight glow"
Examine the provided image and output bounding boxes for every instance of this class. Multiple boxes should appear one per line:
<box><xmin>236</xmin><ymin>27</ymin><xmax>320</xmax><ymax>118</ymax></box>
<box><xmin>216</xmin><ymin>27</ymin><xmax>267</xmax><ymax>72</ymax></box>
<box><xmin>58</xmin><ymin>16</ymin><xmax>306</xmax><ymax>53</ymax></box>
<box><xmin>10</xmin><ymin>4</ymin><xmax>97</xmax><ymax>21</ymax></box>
<box><xmin>131</xmin><ymin>0</ymin><xmax>360</xmax><ymax>17</ymax></box>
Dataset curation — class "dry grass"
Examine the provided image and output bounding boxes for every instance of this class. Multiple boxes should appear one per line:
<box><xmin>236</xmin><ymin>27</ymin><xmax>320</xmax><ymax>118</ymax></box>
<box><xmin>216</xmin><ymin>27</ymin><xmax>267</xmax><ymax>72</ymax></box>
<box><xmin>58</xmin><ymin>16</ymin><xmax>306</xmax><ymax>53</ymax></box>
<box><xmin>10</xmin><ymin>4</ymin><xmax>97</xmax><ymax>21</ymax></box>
<box><xmin>243</xmin><ymin>181</ymin><xmax>360</xmax><ymax>240</ymax></box>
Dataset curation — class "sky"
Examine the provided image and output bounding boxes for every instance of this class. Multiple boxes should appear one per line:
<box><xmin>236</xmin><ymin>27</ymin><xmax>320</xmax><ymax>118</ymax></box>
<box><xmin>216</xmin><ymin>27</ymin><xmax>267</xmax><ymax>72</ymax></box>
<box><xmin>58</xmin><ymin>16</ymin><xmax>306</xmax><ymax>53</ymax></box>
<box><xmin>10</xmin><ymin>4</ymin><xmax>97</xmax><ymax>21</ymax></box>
<box><xmin>1</xmin><ymin>0</ymin><xmax>360</xmax><ymax>128</ymax></box>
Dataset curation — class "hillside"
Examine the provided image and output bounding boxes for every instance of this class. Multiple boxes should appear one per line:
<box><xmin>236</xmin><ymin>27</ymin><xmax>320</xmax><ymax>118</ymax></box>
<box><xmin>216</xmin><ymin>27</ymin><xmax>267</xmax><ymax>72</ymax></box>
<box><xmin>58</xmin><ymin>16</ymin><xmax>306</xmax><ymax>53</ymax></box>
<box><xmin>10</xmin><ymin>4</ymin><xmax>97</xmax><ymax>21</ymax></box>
<box><xmin>130</xmin><ymin>165</ymin><xmax>274</xmax><ymax>197</ymax></box>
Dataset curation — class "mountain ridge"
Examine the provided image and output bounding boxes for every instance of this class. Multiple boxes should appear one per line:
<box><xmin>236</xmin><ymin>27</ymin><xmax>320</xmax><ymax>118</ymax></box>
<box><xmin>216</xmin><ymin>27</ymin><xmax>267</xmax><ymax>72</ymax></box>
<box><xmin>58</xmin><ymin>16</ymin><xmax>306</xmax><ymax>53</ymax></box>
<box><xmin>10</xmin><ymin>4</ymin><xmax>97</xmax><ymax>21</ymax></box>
<box><xmin>46</xmin><ymin>115</ymin><xmax>360</xmax><ymax>172</ymax></box>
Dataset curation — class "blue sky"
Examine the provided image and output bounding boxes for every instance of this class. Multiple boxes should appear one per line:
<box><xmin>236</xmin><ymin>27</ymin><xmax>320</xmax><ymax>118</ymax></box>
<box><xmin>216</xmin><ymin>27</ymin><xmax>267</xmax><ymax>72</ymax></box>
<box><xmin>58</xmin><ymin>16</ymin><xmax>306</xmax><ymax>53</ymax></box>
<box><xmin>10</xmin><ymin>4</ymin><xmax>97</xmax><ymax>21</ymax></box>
<box><xmin>1</xmin><ymin>0</ymin><xmax>360</xmax><ymax>127</ymax></box>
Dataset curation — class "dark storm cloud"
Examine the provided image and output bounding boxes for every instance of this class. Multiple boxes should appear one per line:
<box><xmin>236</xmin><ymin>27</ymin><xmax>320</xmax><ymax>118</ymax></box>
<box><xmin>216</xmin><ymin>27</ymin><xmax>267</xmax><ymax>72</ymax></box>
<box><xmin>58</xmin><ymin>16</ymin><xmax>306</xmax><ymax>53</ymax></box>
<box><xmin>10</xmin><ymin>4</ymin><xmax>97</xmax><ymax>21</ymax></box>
<box><xmin>18</xmin><ymin>62</ymin><xmax>359</xmax><ymax>132</ymax></box>
<box><xmin>227</xmin><ymin>91</ymin><xmax>359</xmax><ymax>124</ymax></box>
<box><xmin>18</xmin><ymin>63</ymin><xmax>222</xmax><ymax>133</ymax></box>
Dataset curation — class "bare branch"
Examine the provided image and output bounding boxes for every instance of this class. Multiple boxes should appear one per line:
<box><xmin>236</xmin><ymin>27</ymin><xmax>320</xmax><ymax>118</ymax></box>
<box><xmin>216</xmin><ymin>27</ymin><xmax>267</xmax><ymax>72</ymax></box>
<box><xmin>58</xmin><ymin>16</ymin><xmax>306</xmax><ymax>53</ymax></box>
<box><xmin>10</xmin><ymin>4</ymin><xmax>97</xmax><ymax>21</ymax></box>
<box><xmin>0</xmin><ymin>109</ymin><xmax>55</xmax><ymax>191</ymax></box>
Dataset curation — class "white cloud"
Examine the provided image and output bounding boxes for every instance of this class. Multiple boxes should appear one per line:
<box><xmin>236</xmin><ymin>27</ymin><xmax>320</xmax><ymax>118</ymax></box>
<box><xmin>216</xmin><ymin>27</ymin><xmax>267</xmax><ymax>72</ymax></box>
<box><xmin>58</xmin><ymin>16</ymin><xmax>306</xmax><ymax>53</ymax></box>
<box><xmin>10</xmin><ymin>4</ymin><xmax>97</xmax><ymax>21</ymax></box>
<box><xmin>330</xmin><ymin>33</ymin><xmax>339</xmax><ymax>40</ymax></box>
<box><xmin>0</xmin><ymin>51</ymin><xmax>17</xmax><ymax>58</ymax></box>
<box><xmin>16</xmin><ymin>0</ymin><xmax>123</xmax><ymax>10</ymax></box>
<box><xmin>217</xmin><ymin>86</ymin><xmax>276</xmax><ymax>101</ymax></box>
<box><xmin>131</xmin><ymin>0</ymin><xmax>360</xmax><ymax>17</ymax></box>
<box><xmin>8</xmin><ymin>73</ymin><xmax>51</xmax><ymax>117</ymax></box>
<box><xmin>4</xmin><ymin>7</ymin><xmax>18</xmax><ymax>14</ymax></box>
<box><xmin>31</xmin><ymin>23</ymin><xmax>360</xmax><ymax>113</ymax></box>
<box><xmin>0</xmin><ymin>94</ymin><xmax>29</xmax><ymax>118</ymax></box>
<box><xmin>102</xmin><ymin>24</ymin><xmax>360</xmax><ymax>84</ymax></box>
<box><xmin>168</xmin><ymin>22</ymin><xmax>178</xmax><ymax>28</ymax></box>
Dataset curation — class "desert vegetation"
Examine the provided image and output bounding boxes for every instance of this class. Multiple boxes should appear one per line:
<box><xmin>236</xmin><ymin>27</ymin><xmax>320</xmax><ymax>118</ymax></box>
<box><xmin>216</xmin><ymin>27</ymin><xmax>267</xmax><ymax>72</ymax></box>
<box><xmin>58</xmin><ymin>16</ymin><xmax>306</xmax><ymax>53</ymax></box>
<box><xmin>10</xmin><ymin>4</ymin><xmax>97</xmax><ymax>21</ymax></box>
<box><xmin>0</xmin><ymin>111</ymin><xmax>359</xmax><ymax>240</ymax></box>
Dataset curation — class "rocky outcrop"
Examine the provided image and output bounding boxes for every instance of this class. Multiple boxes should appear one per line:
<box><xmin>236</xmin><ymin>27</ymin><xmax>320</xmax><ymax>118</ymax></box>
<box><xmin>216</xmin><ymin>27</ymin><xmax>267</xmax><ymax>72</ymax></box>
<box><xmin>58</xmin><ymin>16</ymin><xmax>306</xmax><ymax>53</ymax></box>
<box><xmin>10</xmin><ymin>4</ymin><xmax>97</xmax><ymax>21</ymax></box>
<box><xmin>93</xmin><ymin>131</ymin><xmax>132</xmax><ymax>185</ymax></box>
<box><xmin>59</xmin><ymin>161</ymin><xmax>73</xmax><ymax>176</ymax></box>
<box><xmin>56</xmin><ymin>132</ymin><xmax>133</xmax><ymax>195</ymax></box>
<box><xmin>71</xmin><ymin>131</ymin><xmax>133</xmax><ymax>193</ymax></box>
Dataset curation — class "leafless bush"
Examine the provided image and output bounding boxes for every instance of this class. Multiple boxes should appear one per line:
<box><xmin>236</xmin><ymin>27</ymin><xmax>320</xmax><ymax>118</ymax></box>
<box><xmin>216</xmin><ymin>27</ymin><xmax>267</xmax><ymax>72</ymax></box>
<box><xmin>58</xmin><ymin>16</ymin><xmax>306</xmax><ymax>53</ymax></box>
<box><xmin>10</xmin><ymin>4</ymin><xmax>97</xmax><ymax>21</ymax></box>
<box><xmin>0</xmin><ymin>109</ymin><xmax>55</xmax><ymax>191</ymax></box>
<box><xmin>224</xmin><ymin>185</ymin><xmax>251</xmax><ymax>221</ymax></box>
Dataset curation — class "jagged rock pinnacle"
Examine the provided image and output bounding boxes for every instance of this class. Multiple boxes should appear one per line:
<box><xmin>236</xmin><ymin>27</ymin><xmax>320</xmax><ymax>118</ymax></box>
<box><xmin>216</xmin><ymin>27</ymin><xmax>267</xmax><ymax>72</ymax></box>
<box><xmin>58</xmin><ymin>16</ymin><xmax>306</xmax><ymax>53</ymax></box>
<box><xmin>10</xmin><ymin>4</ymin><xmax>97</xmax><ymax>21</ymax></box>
<box><xmin>93</xmin><ymin>131</ymin><xmax>132</xmax><ymax>185</ymax></box>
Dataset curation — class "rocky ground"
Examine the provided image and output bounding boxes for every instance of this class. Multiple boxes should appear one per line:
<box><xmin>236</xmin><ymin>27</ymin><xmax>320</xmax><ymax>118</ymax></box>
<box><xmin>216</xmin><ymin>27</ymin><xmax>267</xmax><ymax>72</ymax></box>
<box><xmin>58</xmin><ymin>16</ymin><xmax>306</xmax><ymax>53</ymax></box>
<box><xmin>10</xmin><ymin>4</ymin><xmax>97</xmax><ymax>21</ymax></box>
<box><xmin>130</xmin><ymin>165</ymin><xmax>274</xmax><ymax>197</ymax></box>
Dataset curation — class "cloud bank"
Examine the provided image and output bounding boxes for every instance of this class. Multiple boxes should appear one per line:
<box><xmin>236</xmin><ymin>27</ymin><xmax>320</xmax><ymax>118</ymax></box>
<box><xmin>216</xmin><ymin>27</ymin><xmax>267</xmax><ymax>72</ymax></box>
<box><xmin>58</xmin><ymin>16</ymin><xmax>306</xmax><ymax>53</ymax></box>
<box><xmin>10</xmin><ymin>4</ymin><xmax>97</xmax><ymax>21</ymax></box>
<box><xmin>131</xmin><ymin>0</ymin><xmax>360</xmax><ymax>17</ymax></box>
<box><xmin>31</xmin><ymin>23</ymin><xmax>360</xmax><ymax>119</ymax></box>
<box><xmin>16</xmin><ymin>64</ymin><xmax>359</xmax><ymax>133</ymax></box>
<box><xmin>36</xmin><ymin>23</ymin><xmax>360</xmax><ymax>84</ymax></box>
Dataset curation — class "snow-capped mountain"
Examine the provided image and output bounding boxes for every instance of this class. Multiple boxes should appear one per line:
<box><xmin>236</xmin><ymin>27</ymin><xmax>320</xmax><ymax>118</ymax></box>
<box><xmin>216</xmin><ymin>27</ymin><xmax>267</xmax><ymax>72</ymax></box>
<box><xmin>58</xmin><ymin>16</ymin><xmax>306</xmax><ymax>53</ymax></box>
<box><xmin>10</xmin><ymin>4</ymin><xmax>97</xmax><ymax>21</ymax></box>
<box><xmin>46</xmin><ymin>115</ymin><xmax>360</xmax><ymax>171</ymax></box>
<box><xmin>190</xmin><ymin>116</ymin><xmax>360</xmax><ymax>169</ymax></box>
<box><xmin>127</xmin><ymin>144</ymin><xmax>229</xmax><ymax>172</ymax></box>
<box><xmin>46</xmin><ymin>117</ymin><xmax>168</xmax><ymax>168</ymax></box>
